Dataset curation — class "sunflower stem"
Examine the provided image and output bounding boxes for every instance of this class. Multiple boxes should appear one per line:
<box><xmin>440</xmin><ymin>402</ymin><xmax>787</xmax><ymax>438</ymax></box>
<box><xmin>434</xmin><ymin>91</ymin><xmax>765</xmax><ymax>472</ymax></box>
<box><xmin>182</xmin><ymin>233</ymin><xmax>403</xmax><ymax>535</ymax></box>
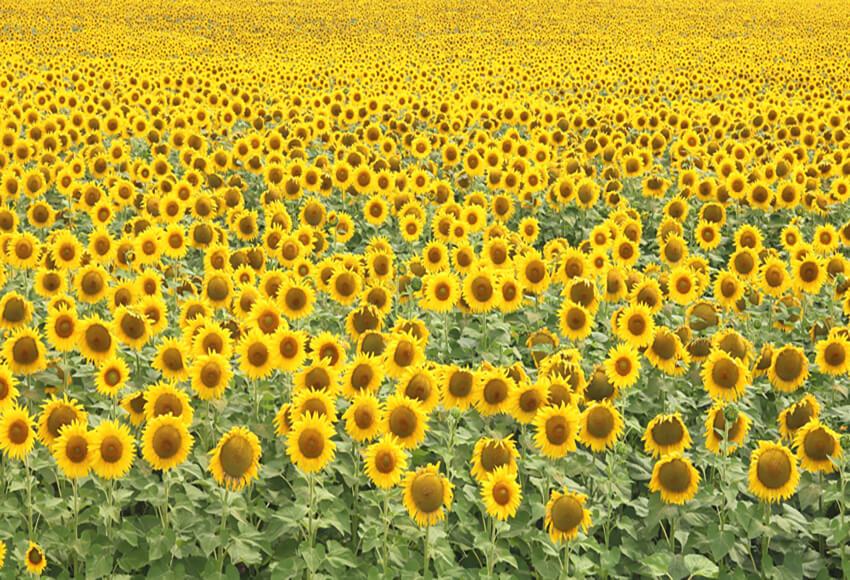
<box><xmin>443</xmin><ymin>310</ymin><xmax>449</xmax><ymax>358</ymax></box>
<box><xmin>218</xmin><ymin>487</ymin><xmax>228</xmax><ymax>573</ymax></box>
<box><xmin>760</xmin><ymin>503</ymin><xmax>771</xmax><ymax>579</ymax></box>
<box><xmin>72</xmin><ymin>477</ymin><xmax>80</xmax><ymax>576</ymax></box>
<box><xmin>564</xmin><ymin>541</ymin><xmax>572</xmax><ymax>577</ymax></box>
<box><xmin>381</xmin><ymin>488</ymin><xmax>391</xmax><ymax>574</ymax></box>
<box><xmin>351</xmin><ymin>442</ymin><xmax>361</xmax><ymax>553</ymax></box>
<box><xmin>253</xmin><ymin>379</ymin><xmax>260</xmax><ymax>422</ymax></box>
<box><xmin>423</xmin><ymin>523</ymin><xmax>431</xmax><ymax>580</ymax></box>
<box><xmin>486</xmin><ymin>516</ymin><xmax>497</xmax><ymax>577</ymax></box>
<box><xmin>481</xmin><ymin>312</ymin><xmax>488</xmax><ymax>356</ymax></box>
<box><xmin>106</xmin><ymin>478</ymin><xmax>115</xmax><ymax>541</ymax></box>
<box><xmin>25</xmin><ymin>454</ymin><xmax>33</xmax><ymax>538</ymax></box>
<box><xmin>668</xmin><ymin>508</ymin><xmax>677</xmax><ymax>554</ymax></box>
<box><xmin>307</xmin><ymin>472</ymin><xmax>317</xmax><ymax>548</ymax></box>
<box><xmin>162</xmin><ymin>470</ymin><xmax>171</xmax><ymax>531</ymax></box>
<box><xmin>818</xmin><ymin>471</ymin><xmax>825</xmax><ymax>557</ymax></box>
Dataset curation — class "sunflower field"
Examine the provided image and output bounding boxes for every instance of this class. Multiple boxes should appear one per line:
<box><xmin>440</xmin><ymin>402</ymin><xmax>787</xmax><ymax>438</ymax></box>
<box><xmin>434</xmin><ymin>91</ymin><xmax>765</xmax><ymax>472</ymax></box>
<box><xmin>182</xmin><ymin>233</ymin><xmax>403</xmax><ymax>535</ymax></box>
<box><xmin>0</xmin><ymin>0</ymin><xmax>848</xmax><ymax>577</ymax></box>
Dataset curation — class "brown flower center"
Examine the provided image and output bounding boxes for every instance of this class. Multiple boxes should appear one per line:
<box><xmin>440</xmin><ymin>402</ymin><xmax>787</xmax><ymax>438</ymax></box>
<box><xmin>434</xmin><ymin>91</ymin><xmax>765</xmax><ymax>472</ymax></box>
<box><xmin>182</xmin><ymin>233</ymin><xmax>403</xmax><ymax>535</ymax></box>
<box><xmin>220</xmin><ymin>435</ymin><xmax>254</xmax><ymax>477</ymax></box>
<box><xmin>757</xmin><ymin>448</ymin><xmax>792</xmax><ymax>489</ymax></box>
<box><xmin>410</xmin><ymin>472</ymin><xmax>443</xmax><ymax>513</ymax></box>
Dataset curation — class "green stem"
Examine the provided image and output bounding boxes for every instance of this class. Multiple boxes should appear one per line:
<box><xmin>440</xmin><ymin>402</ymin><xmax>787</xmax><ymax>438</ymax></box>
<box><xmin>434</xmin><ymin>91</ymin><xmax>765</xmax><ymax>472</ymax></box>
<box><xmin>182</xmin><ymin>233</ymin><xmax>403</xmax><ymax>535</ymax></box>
<box><xmin>218</xmin><ymin>488</ymin><xmax>228</xmax><ymax>573</ymax></box>
<box><xmin>761</xmin><ymin>503</ymin><xmax>771</xmax><ymax>579</ymax></box>
<box><xmin>351</xmin><ymin>443</ymin><xmax>361</xmax><ymax>552</ymax></box>
<box><xmin>162</xmin><ymin>470</ymin><xmax>171</xmax><ymax>531</ymax></box>
<box><xmin>74</xmin><ymin>478</ymin><xmax>81</xmax><ymax>576</ymax></box>
<box><xmin>382</xmin><ymin>489</ymin><xmax>391</xmax><ymax>574</ymax></box>
<box><xmin>25</xmin><ymin>455</ymin><xmax>33</xmax><ymax>538</ymax></box>
<box><xmin>481</xmin><ymin>312</ymin><xmax>488</xmax><ymax>356</ymax></box>
<box><xmin>308</xmin><ymin>472</ymin><xmax>316</xmax><ymax>547</ymax></box>
<box><xmin>487</xmin><ymin>517</ymin><xmax>497</xmax><ymax>577</ymax></box>
<box><xmin>423</xmin><ymin>524</ymin><xmax>431</xmax><ymax>580</ymax></box>
<box><xmin>443</xmin><ymin>310</ymin><xmax>449</xmax><ymax>358</ymax></box>
<box><xmin>106</xmin><ymin>478</ymin><xmax>115</xmax><ymax>541</ymax></box>
<box><xmin>819</xmin><ymin>472</ymin><xmax>825</xmax><ymax>557</ymax></box>
<box><xmin>669</xmin><ymin>509</ymin><xmax>677</xmax><ymax>554</ymax></box>
<box><xmin>253</xmin><ymin>379</ymin><xmax>261</xmax><ymax>422</ymax></box>
<box><xmin>564</xmin><ymin>541</ymin><xmax>572</xmax><ymax>577</ymax></box>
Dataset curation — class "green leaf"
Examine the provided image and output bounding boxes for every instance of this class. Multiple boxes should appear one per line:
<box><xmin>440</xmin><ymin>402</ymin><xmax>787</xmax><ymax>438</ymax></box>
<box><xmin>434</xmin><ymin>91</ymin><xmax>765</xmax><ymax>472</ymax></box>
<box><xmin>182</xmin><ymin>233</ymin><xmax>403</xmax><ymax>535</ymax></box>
<box><xmin>299</xmin><ymin>541</ymin><xmax>325</xmax><ymax>572</ymax></box>
<box><xmin>709</xmin><ymin>531</ymin><xmax>736</xmax><ymax>561</ymax></box>
<box><xmin>86</xmin><ymin>552</ymin><xmax>113</xmax><ymax>579</ymax></box>
<box><xmin>643</xmin><ymin>551</ymin><xmax>672</xmax><ymax>577</ymax></box>
<box><xmin>228</xmin><ymin>537</ymin><xmax>263</xmax><ymax>566</ymax></box>
<box><xmin>684</xmin><ymin>554</ymin><xmax>719</xmax><ymax>578</ymax></box>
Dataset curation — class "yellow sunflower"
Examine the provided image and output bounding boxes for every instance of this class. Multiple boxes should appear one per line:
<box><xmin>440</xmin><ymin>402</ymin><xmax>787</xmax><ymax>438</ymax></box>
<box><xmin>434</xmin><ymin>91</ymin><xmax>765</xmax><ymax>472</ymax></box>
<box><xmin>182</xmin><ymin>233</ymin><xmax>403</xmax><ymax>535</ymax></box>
<box><xmin>481</xmin><ymin>465</ymin><xmax>522</xmax><ymax>521</ymax></box>
<box><xmin>25</xmin><ymin>542</ymin><xmax>47</xmax><ymax>575</ymax></box>
<box><xmin>544</xmin><ymin>488</ymin><xmax>592</xmax><ymax>543</ymax></box>
<box><xmin>383</xmin><ymin>331</ymin><xmax>425</xmax><ymax>379</ymax></box>
<box><xmin>209</xmin><ymin>426</ymin><xmax>262</xmax><ymax>491</ymax></box>
<box><xmin>384</xmin><ymin>394</ymin><xmax>429</xmax><ymax>450</ymax></box>
<box><xmin>78</xmin><ymin>315</ymin><xmax>117</xmax><ymax>364</ymax></box>
<box><xmin>794</xmin><ymin>418</ymin><xmax>842</xmax><ymax>473</ymax></box>
<box><xmin>473</xmin><ymin>367</ymin><xmax>514</xmax><ymax>416</ymax></box>
<box><xmin>814</xmin><ymin>335</ymin><xmax>850</xmax><ymax>375</ymax></box>
<box><xmin>603</xmin><ymin>342</ymin><xmax>641</xmax><ymax>389</ymax></box>
<box><xmin>145</xmin><ymin>381</ymin><xmax>194</xmax><ymax>425</ymax></box>
<box><xmin>1</xmin><ymin>326</ymin><xmax>48</xmax><ymax>375</ymax></box>
<box><xmin>37</xmin><ymin>395</ymin><xmax>87</xmax><ymax>447</ymax></box>
<box><xmin>533</xmin><ymin>404</ymin><xmax>580</xmax><ymax>458</ymax></box>
<box><xmin>615</xmin><ymin>303</ymin><xmax>655</xmax><ymax>348</ymax></box>
<box><xmin>0</xmin><ymin>403</ymin><xmax>36</xmax><ymax>460</ymax></box>
<box><xmin>701</xmin><ymin>350</ymin><xmax>749</xmax><ymax>402</ymax></box>
<box><xmin>141</xmin><ymin>414</ymin><xmax>193</xmax><ymax>472</ymax></box>
<box><xmin>778</xmin><ymin>394</ymin><xmax>820</xmax><ymax>440</ymax></box>
<box><xmin>649</xmin><ymin>454</ymin><xmax>700</xmax><ymax>504</ymax></box>
<box><xmin>190</xmin><ymin>351</ymin><xmax>231</xmax><ymax>401</ymax></box>
<box><xmin>90</xmin><ymin>419</ymin><xmax>135</xmax><ymax>479</ymax></box>
<box><xmin>768</xmin><ymin>345</ymin><xmax>809</xmax><ymax>392</ymax></box>
<box><xmin>704</xmin><ymin>404</ymin><xmax>750</xmax><ymax>455</ymax></box>
<box><xmin>51</xmin><ymin>420</ymin><xmax>93</xmax><ymax>479</ymax></box>
<box><xmin>748</xmin><ymin>441</ymin><xmax>800</xmax><ymax>503</ymax></box>
<box><xmin>236</xmin><ymin>329</ymin><xmax>277</xmax><ymax>380</ymax></box>
<box><xmin>0</xmin><ymin>364</ymin><xmax>20</xmax><ymax>413</ymax></box>
<box><xmin>439</xmin><ymin>366</ymin><xmax>476</xmax><ymax>411</ymax></box>
<box><xmin>402</xmin><ymin>462</ymin><xmax>454</xmax><ymax>527</ymax></box>
<box><xmin>341</xmin><ymin>354</ymin><xmax>384</xmax><ymax>398</ymax></box>
<box><xmin>364</xmin><ymin>434</ymin><xmax>408</xmax><ymax>489</ymax></box>
<box><xmin>470</xmin><ymin>436</ymin><xmax>520</xmax><ymax>483</ymax></box>
<box><xmin>643</xmin><ymin>413</ymin><xmax>692</xmax><ymax>457</ymax></box>
<box><xmin>578</xmin><ymin>401</ymin><xmax>623</xmax><ymax>452</ymax></box>
<box><xmin>557</xmin><ymin>300</ymin><xmax>592</xmax><ymax>342</ymax></box>
<box><xmin>286</xmin><ymin>411</ymin><xmax>337</xmax><ymax>473</ymax></box>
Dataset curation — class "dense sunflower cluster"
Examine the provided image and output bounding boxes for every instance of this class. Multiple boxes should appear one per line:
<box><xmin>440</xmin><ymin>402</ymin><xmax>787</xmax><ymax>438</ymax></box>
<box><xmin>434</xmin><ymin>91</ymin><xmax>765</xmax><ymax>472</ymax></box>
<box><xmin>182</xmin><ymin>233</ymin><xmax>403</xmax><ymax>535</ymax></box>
<box><xmin>0</xmin><ymin>0</ymin><xmax>848</xmax><ymax>575</ymax></box>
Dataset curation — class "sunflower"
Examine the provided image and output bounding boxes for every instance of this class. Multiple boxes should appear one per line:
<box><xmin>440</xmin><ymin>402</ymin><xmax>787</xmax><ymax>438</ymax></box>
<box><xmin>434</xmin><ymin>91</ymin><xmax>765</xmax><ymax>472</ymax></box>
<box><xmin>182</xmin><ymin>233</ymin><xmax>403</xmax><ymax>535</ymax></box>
<box><xmin>462</xmin><ymin>267</ymin><xmax>500</xmax><ymax>313</ymax></box>
<box><xmin>815</xmin><ymin>335</ymin><xmax>850</xmax><ymax>375</ymax></box>
<box><xmin>235</xmin><ymin>329</ymin><xmax>276</xmax><ymax>380</ymax></box>
<box><xmin>544</xmin><ymin>488</ymin><xmax>592</xmax><ymax>543</ymax></box>
<box><xmin>439</xmin><ymin>366</ymin><xmax>476</xmax><ymax>411</ymax></box>
<box><xmin>603</xmin><ymin>342</ymin><xmax>641</xmax><ymax>389</ymax></box>
<box><xmin>189</xmin><ymin>351</ymin><xmax>231</xmax><ymax>401</ymax></box>
<box><xmin>558</xmin><ymin>300</ymin><xmax>592</xmax><ymax>342</ymax></box>
<box><xmin>90</xmin><ymin>419</ymin><xmax>135</xmax><ymax>479</ymax></box>
<box><xmin>701</xmin><ymin>350</ymin><xmax>749</xmax><ymax>402</ymax></box>
<box><xmin>383</xmin><ymin>331</ymin><xmax>425</xmax><ymax>379</ymax></box>
<box><xmin>533</xmin><ymin>403</ymin><xmax>580</xmax><ymax>458</ymax></box>
<box><xmin>778</xmin><ymin>394</ymin><xmax>820</xmax><ymax>440</ymax></box>
<box><xmin>279</xmin><ymin>279</ymin><xmax>315</xmax><ymax>321</ymax></box>
<box><xmin>112</xmin><ymin>305</ymin><xmax>150</xmax><ymax>350</ymax></box>
<box><xmin>579</xmin><ymin>401</ymin><xmax>623</xmax><ymax>452</ymax></box>
<box><xmin>383</xmin><ymin>394</ymin><xmax>429</xmax><ymax>450</ymax></box>
<box><xmin>643</xmin><ymin>413</ymin><xmax>692</xmax><ymax>457</ymax></box>
<box><xmin>340</xmin><ymin>354</ymin><xmax>384</xmax><ymax>398</ymax></box>
<box><xmin>286</xmin><ymin>411</ymin><xmax>336</xmax><ymax>473</ymax></box>
<box><xmin>74</xmin><ymin>264</ymin><xmax>110</xmax><ymax>303</ymax></box>
<box><xmin>51</xmin><ymin>229</ymin><xmax>83</xmax><ymax>270</ymax></box>
<box><xmin>145</xmin><ymin>381</ymin><xmax>194</xmax><ymax>425</ymax></box>
<box><xmin>1</xmin><ymin>326</ymin><xmax>47</xmax><ymax>375</ymax></box>
<box><xmin>481</xmin><ymin>465</ymin><xmax>522</xmax><ymax>521</ymax></box>
<box><xmin>45</xmin><ymin>306</ymin><xmax>78</xmax><ymax>352</ymax></box>
<box><xmin>0</xmin><ymin>291</ymin><xmax>31</xmax><ymax>330</ymax></box>
<box><xmin>0</xmin><ymin>364</ymin><xmax>19</xmax><ymax>413</ymax></box>
<box><xmin>209</xmin><ymin>426</ymin><xmax>262</xmax><ymax>491</ymax></box>
<box><xmin>25</xmin><ymin>542</ymin><xmax>47</xmax><ymax>575</ymax></box>
<box><xmin>37</xmin><ymin>395</ymin><xmax>87</xmax><ymax>447</ymax></box>
<box><xmin>0</xmin><ymin>538</ymin><xmax>4</xmax><ymax>568</ymax></box>
<box><xmin>649</xmin><ymin>454</ymin><xmax>700</xmax><ymax>504</ymax></box>
<box><xmin>793</xmin><ymin>256</ymin><xmax>826</xmax><ymax>295</ymax></box>
<box><xmin>402</xmin><ymin>462</ymin><xmax>454</xmax><ymax>527</ymax></box>
<box><xmin>470</xmin><ymin>436</ymin><xmax>520</xmax><ymax>482</ymax></box>
<box><xmin>509</xmin><ymin>380</ymin><xmax>548</xmax><ymax>423</ymax></box>
<box><xmin>0</xmin><ymin>404</ymin><xmax>36</xmax><ymax>460</ymax></box>
<box><xmin>291</xmin><ymin>387</ymin><xmax>338</xmax><ymax>423</ymax></box>
<box><xmin>768</xmin><ymin>345</ymin><xmax>809</xmax><ymax>392</ymax></box>
<box><xmin>364</xmin><ymin>434</ymin><xmax>408</xmax><ymax>488</ymax></box>
<box><xmin>142</xmin><ymin>414</ymin><xmax>193</xmax><ymax>472</ymax></box>
<box><xmin>615</xmin><ymin>303</ymin><xmax>655</xmax><ymax>348</ymax></box>
<box><xmin>121</xmin><ymin>391</ymin><xmax>147</xmax><ymax>426</ymax></box>
<box><xmin>271</xmin><ymin>328</ymin><xmax>307</xmax><ymax>373</ymax></box>
<box><xmin>420</xmin><ymin>272</ymin><xmax>460</xmax><ymax>312</ymax></box>
<box><xmin>748</xmin><ymin>441</ymin><xmax>800</xmax><ymax>503</ymax></box>
<box><xmin>704</xmin><ymin>404</ymin><xmax>750</xmax><ymax>455</ymax></box>
<box><xmin>759</xmin><ymin>257</ymin><xmax>791</xmax><ymax>298</ymax></box>
<box><xmin>52</xmin><ymin>420</ymin><xmax>93</xmax><ymax>479</ymax></box>
<box><xmin>273</xmin><ymin>403</ymin><xmax>294</xmax><ymax>437</ymax></box>
<box><xmin>328</xmin><ymin>267</ymin><xmax>362</xmax><ymax>306</ymax></box>
<box><xmin>474</xmin><ymin>367</ymin><xmax>514</xmax><ymax>416</ymax></box>
<box><xmin>78</xmin><ymin>315</ymin><xmax>117</xmax><ymax>364</ymax></box>
<box><xmin>343</xmin><ymin>394</ymin><xmax>384</xmax><ymax>442</ymax></box>
<box><xmin>33</xmin><ymin>268</ymin><xmax>66</xmax><ymax>298</ymax></box>
<box><xmin>95</xmin><ymin>356</ymin><xmax>130</xmax><ymax>398</ymax></box>
<box><xmin>666</xmin><ymin>267</ymin><xmax>698</xmax><ymax>305</ymax></box>
<box><xmin>794</xmin><ymin>419</ymin><xmax>842</xmax><ymax>473</ymax></box>
<box><xmin>644</xmin><ymin>327</ymin><xmax>688</xmax><ymax>376</ymax></box>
